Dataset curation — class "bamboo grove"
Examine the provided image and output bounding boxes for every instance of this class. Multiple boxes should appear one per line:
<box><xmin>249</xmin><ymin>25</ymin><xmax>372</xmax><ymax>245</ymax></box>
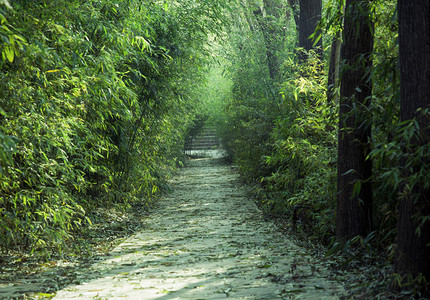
<box><xmin>214</xmin><ymin>0</ymin><xmax>429</xmax><ymax>296</ymax></box>
<box><xmin>0</xmin><ymin>0</ymin><xmax>227</xmax><ymax>252</ymax></box>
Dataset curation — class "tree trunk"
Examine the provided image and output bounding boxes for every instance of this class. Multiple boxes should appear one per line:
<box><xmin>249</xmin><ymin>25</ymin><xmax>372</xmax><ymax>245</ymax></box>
<box><xmin>336</xmin><ymin>0</ymin><xmax>373</xmax><ymax>240</ymax></box>
<box><xmin>327</xmin><ymin>3</ymin><xmax>343</xmax><ymax>103</ymax></box>
<box><xmin>327</xmin><ymin>31</ymin><xmax>342</xmax><ymax>103</ymax></box>
<box><xmin>395</xmin><ymin>1</ymin><xmax>430</xmax><ymax>295</ymax></box>
<box><xmin>298</xmin><ymin>0</ymin><xmax>322</xmax><ymax>60</ymax></box>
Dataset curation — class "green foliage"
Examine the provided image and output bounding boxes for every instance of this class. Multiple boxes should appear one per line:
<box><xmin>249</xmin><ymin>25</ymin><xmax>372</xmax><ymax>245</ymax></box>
<box><xmin>0</xmin><ymin>0</ymin><xmax>224</xmax><ymax>253</ymax></box>
<box><xmin>216</xmin><ymin>1</ymin><xmax>338</xmax><ymax>241</ymax></box>
<box><xmin>218</xmin><ymin>7</ymin><xmax>280</xmax><ymax>173</ymax></box>
<box><xmin>365</xmin><ymin>1</ymin><xmax>400</xmax><ymax>245</ymax></box>
<box><xmin>371</xmin><ymin>109</ymin><xmax>430</xmax><ymax>242</ymax></box>
<box><xmin>216</xmin><ymin>0</ymin><xmax>410</xmax><ymax>251</ymax></box>
<box><xmin>262</xmin><ymin>52</ymin><xmax>337</xmax><ymax>241</ymax></box>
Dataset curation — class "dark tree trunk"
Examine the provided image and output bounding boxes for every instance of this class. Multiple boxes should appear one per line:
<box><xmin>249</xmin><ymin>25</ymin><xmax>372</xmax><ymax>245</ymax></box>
<box><xmin>336</xmin><ymin>0</ymin><xmax>373</xmax><ymax>240</ymax></box>
<box><xmin>298</xmin><ymin>0</ymin><xmax>322</xmax><ymax>60</ymax></box>
<box><xmin>327</xmin><ymin>31</ymin><xmax>342</xmax><ymax>103</ymax></box>
<box><xmin>327</xmin><ymin>3</ymin><xmax>343</xmax><ymax>103</ymax></box>
<box><xmin>395</xmin><ymin>0</ymin><xmax>430</xmax><ymax>295</ymax></box>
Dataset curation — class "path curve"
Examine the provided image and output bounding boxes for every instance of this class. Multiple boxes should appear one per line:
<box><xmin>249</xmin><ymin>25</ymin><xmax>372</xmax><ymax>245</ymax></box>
<box><xmin>54</xmin><ymin>154</ymin><xmax>346</xmax><ymax>299</ymax></box>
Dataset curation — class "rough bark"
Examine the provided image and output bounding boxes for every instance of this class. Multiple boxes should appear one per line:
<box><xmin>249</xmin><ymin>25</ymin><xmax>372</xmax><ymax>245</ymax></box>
<box><xmin>336</xmin><ymin>0</ymin><xmax>373</xmax><ymax>240</ymax></box>
<box><xmin>327</xmin><ymin>3</ymin><xmax>343</xmax><ymax>103</ymax></box>
<box><xmin>327</xmin><ymin>31</ymin><xmax>342</xmax><ymax>103</ymax></box>
<box><xmin>298</xmin><ymin>0</ymin><xmax>322</xmax><ymax>60</ymax></box>
<box><xmin>395</xmin><ymin>0</ymin><xmax>430</xmax><ymax>295</ymax></box>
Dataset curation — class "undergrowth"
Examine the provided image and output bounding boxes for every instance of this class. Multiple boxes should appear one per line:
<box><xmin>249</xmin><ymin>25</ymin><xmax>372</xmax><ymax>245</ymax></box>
<box><xmin>0</xmin><ymin>0</ymin><xmax>225</xmax><ymax>255</ymax></box>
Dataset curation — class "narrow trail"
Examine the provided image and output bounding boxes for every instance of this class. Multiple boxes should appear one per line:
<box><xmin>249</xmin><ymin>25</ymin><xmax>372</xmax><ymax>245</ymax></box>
<box><xmin>54</xmin><ymin>153</ymin><xmax>346</xmax><ymax>299</ymax></box>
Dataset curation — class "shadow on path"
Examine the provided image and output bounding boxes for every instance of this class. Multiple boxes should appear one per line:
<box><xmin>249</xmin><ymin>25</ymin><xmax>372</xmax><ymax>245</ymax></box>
<box><xmin>7</xmin><ymin>151</ymin><xmax>346</xmax><ymax>299</ymax></box>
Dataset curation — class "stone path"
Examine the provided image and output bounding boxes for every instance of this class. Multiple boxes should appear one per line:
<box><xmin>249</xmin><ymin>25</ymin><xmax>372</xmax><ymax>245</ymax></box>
<box><xmin>53</xmin><ymin>153</ymin><xmax>346</xmax><ymax>299</ymax></box>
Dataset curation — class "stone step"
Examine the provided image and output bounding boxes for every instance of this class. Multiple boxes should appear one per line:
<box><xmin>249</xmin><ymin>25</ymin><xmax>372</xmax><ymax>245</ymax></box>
<box><xmin>192</xmin><ymin>142</ymin><xmax>219</xmax><ymax>147</ymax></box>
<box><xmin>192</xmin><ymin>139</ymin><xmax>219</xmax><ymax>144</ymax></box>
<box><xmin>200</xmin><ymin>128</ymin><xmax>217</xmax><ymax>134</ymax></box>
<box><xmin>191</xmin><ymin>146</ymin><xmax>219</xmax><ymax>150</ymax></box>
<box><xmin>192</xmin><ymin>136</ymin><xmax>218</xmax><ymax>140</ymax></box>
<box><xmin>194</xmin><ymin>136</ymin><xmax>218</xmax><ymax>140</ymax></box>
<box><xmin>185</xmin><ymin>126</ymin><xmax>221</xmax><ymax>151</ymax></box>
<box><xmin>192</xmin><ymin>141</ymin><xmax>218</xmax><ymax>145</ymax></box>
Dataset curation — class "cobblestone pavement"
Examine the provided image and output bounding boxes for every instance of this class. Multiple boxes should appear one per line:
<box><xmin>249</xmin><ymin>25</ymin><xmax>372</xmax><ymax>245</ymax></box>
<box><xmin>53</xmin><ymin>154</ymin><xmax>346</xmax><ymax>299</ymax></box>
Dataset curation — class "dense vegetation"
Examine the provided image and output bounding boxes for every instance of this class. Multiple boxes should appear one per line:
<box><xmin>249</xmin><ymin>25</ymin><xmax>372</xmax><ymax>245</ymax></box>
<box><xmin>211</xmin><ymin>0</ymin><xmax>429</xmax><ymax>296</ymax></box>
<box><xmin>0</xmin><ymin>0</ymin><xmax>226</xmax><ymax>254</ymax></box>
<box><xmin>217</xmin><ymin>0</ymin><xmax>396</xmax><ymax>244</ymax></box>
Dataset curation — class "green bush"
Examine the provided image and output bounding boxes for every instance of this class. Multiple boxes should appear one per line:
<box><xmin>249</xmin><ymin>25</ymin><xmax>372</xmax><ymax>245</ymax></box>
<box><xmin>0</xmin><ymin>0</ymin><xmax>223</xmax><ymax>253</ymax></box>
